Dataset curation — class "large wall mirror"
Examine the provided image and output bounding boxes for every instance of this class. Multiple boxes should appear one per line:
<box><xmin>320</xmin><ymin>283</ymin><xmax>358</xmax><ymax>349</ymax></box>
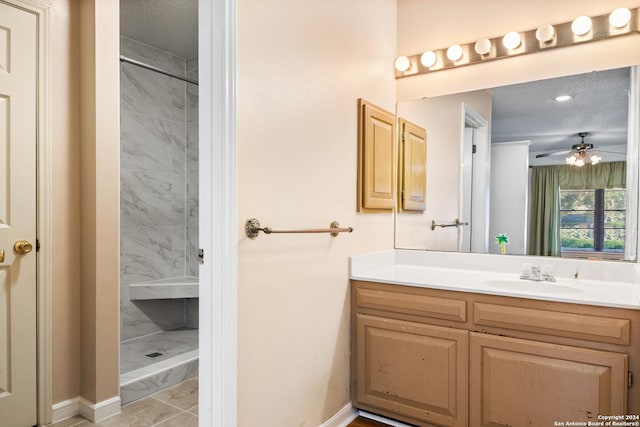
<box><xmin>395</xmin><ymin>65</ymin><xmax>640</xmax><ymax>261</ymax></box>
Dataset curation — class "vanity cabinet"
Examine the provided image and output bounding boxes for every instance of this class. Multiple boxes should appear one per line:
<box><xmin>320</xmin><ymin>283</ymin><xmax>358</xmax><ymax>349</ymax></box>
<box><xmin>351</xmin><ymin>280</ymin><xmax>640</xmax><ymax>427</ymax></box>
<box><xmin>470</xmin><ymin>333</ymin><xmax>627</xmax><ymax>427</ymax></box>
<box><xmin>354</xmin><ymin>314</ymin><xmax>468</xmax><ymax>427</ymax></box>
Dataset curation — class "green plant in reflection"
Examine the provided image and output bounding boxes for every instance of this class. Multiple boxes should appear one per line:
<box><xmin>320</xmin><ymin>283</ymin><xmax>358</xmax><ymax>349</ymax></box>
<box><xmin>496</xmin><ymin>233</ymin><xmax>509</xmax><ymax>255</ymax></box>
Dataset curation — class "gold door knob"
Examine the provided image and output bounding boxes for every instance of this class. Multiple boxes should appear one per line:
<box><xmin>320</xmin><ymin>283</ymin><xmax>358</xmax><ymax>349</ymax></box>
<box><xmin>14</xmin><ymin>240</ymin><xmax>33</xmax><ymax>255</ymax></box>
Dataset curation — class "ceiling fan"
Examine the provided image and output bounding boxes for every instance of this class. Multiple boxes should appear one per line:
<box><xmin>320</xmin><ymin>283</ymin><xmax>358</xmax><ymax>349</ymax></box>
<box><xmin>535</xmin><ymin>132</ymin><xmax>619</xmax><ymax>166</ymax></box>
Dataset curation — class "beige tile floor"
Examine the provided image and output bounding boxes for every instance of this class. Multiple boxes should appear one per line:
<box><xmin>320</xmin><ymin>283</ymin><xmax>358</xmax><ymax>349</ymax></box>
<box><xmin>46</xmin><ymin>378</ymin><xmax>198</xmax><ymax>427</ymax></box>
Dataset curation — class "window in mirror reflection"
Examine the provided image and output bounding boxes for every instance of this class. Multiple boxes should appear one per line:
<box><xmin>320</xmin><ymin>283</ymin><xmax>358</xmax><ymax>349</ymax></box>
<box><xmin>560</xmin><ymin>188</ymin><xmax>625</xmax><ymax>258</ymax></box>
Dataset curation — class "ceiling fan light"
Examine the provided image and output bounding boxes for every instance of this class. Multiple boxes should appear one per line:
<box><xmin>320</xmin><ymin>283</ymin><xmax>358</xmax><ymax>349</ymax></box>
<box><xmin>575</xmin><ymin>158</ymin><xmax>586</xmax><ymax>167</ymax></box>
<box><xmin>566</xmin><ymin>156</ymin><xmax>576</xmax><ymax>165</ymax></box>
<box><xmin>590</xmin><ymin>154</ymin><xmax>602</xmax><ymax>165</ymax></box>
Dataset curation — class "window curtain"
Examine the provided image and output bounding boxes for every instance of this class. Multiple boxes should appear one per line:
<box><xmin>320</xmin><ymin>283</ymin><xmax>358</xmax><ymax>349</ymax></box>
<box><xmin>528</xmin><ymin>161</ymin><xmax>626</xmax><ymax>256</ymax></box>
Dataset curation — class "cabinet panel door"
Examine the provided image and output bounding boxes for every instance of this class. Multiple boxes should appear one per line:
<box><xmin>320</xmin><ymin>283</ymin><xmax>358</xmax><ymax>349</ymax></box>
<box><xmin>354</xmin><ymin>314</ymin><xmax>468</xmax><ymax>427</ymax></box>
<box><xmin>357</xmin><ymin>99</ymin><xmax>396</xmax><ymax>211</ymax></box>
<box><xmin>398</xmin><ymin>118</ymin><xmax>427</xmax><ymax>211</ymax></box>
<box><xmin>470</xmin><ymin>333</ymin><xmax>628</xmax><ymax>427</ymax></box>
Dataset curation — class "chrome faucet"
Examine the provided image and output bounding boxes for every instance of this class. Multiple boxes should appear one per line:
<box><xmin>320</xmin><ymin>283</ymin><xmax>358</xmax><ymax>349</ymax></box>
<box><xmin>520</xmin><ymin>263</ymin><xmax>556</xmax><ymax>282</ymax></box>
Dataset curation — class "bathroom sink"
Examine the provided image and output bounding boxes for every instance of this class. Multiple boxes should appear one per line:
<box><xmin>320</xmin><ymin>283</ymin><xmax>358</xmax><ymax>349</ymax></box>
<box><xmin>481</xmin><ymin>279</ymin><xmax>585</xmax><ymax>295</ymax></box>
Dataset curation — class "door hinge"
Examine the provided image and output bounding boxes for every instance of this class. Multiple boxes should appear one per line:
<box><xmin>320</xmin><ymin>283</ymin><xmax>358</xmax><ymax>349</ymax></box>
<box><xmin>197</xmin><ymin>248</ymin><xmax>204</xmax><ymax>264</ymax></box>
<box><xmin>36</xmin><ymin>239</ymin><xmax>40</xmax><ymax>252</ymax></box>
<box><xmin>629</xmin><ymin>371</ymin><xmax>633</xmax><ymax>388</ymax></box>
<box><xmin>472</xmin><ymin>144</ymin><xmax>477</xmax><ymax>154</ymax></box>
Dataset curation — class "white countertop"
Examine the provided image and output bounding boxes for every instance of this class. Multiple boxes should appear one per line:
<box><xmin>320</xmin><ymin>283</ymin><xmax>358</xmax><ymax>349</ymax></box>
<box><xmin>350</xmin><ymin>250</ymin><xmax>640</xmax><ymax>310</ymax></box>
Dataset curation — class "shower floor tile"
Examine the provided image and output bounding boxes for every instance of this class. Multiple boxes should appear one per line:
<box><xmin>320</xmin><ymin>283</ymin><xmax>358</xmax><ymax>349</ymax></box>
<box><xmin>120</xmin><ymin>329</ymin><xmax>198</xmax><ymax>374</ymax></box>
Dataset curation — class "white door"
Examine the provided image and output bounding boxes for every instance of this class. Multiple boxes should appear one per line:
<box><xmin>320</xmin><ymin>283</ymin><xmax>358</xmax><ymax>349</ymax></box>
<box><xmin>0</xmin><ymin>3</ymin><xmax>38</xmax><ymax>426</ymax></box>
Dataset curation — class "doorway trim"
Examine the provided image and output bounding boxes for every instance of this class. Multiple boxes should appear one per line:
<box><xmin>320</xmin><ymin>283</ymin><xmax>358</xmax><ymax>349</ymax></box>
<box><xmin>460</xmin><ymin>103</ymin><xmax>490</xmax><ymax>253</ymax></box>
<box><xmin>199</xmin><ymin>0</ymin><xmax>238</xmax><ymax>426</ymax></box>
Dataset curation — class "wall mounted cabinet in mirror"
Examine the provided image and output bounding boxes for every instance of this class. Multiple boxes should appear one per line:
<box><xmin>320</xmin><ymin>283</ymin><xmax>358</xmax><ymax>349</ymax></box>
<box><xmin>398</xmin><ymin>118</ymin><xmax>427</xmax><ymax>212</ymax></box>
<box><xmin>357</xmin><ymin>99</ymin><xmax>396</xmax><ymax>212</ymax></box>
<box><xmin>395</xmin><ymin>66</ymin><xmax>639</xmax><ymax>261</ymax></box>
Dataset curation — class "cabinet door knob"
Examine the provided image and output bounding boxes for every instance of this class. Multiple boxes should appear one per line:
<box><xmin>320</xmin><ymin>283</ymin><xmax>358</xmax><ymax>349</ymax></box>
<box><xmin>14</xmin><ymin>240</ymin><xmax>33</xmax><ymax>255</ymax></box>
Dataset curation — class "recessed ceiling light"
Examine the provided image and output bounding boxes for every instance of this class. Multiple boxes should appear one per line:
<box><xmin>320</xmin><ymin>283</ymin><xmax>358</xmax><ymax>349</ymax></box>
<box><xmin>554</xmin><ymin>95</ymin><xmax>573</xmax><ymax>102</ymax></box>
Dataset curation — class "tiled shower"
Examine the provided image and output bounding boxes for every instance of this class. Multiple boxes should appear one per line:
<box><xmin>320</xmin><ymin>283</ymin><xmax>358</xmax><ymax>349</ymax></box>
<box><xmin>119</xmin><ymin>36</ymin><xmax>198</xmax><ymax>403</ymax></box>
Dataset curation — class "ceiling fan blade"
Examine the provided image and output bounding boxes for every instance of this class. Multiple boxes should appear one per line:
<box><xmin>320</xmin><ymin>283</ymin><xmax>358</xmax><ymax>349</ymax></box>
<box><xmin>593</xmin><ymin>149</ymin><xmax>626</xmax><ymax>154</ymax></box>
<box><xmin>535</xmin><ymin>150</ymin><xmax>571</xmax><ymax>158</ymax></box>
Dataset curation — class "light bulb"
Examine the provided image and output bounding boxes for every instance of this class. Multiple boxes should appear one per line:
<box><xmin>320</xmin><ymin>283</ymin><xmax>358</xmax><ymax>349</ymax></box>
<box><xmin>609</xmin><ymin>7</ymin><xmax>631</xmax><ymax>28</ymax></box>
<box><xmin>572</xmin><ymin>16</ymin><xmax>592</xmax><ymax>35</ymax></box>
<box><xmin>590</xmin><ymin>155</ymin><xmax>601</xmax><ymax>165</ymax></box>
<box><xmin>447</xmin><ymin>44</ymin><xmax>463</xmax><ymax>61</ymax></box>
<box><xmin>502</xmin><ymin>32</ymin><xmax>521</xmax><ymax>49</ymax></box>
<box><xmin>474</xmin><ymin>38</ymin><xmax>492</xmax><ymax>55</ymax></box>
<box><xmin>395</xmin><ymin>56</ymin><xmax>411</xmax><ymax>72</ymax></box>
<box><xmin>575</xmin><ymin>158</ymin><xmax>585</xmax><ymax>167</ymax></box>
<box><xmin>536</xmin><ymin>24</ymin><xmax>556</xmax><ymax>42</ymax></box>
<box><xmin>420</xmin><ymin>51</ymin><xmax>437</xmax><ymax>67</ymax></box>
<box><xmin>566</xmin><ymin>156</ymin><xmax>576</xmax><ymax>165</ymax></box>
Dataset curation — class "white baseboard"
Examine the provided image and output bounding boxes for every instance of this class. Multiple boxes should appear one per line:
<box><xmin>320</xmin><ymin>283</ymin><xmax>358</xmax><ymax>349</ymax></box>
<box><xmin>51</xmin><ymin>395</ymin><xmax>121</xmax><ymax>424</ymax></box>
<box><xmin>51</xmin><ymin>398</ymin><xmax>80</xmax><ymax>424</ymax></box>
<box><xmin>319</xmin><ymin>402</ymin><xmax>359</xmax><ymax>427</ymax></box>
<box><xmin>359</xmin><ymin>410</ymin><xmax>415</xmax><ymax>427</ymax></box>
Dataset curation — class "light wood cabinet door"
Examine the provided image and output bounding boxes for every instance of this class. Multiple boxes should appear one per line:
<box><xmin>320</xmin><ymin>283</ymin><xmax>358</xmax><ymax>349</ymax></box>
<box><xmin>354</xmin><ymin>314</ymin><xmax>468</xmax><ymax>427</ymax></box>
<box><xmin>398</xmin><ymin>118</ymin><xmax>427</xmax><ymax>211</ymax></box>
<box><xmin>357</xmin><ymin>99</ymin><xmax>396</xmax><ymax>211</ymax></box>
<box><xmin>470</xmin><ymin>333</ymin><xmax>628</xmax><ymax>427</ymax></box>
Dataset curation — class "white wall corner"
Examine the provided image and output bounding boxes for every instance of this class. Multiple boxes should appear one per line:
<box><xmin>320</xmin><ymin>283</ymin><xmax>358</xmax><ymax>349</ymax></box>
<box><xmin>52</xmin><ymin>395</ymin><xmax>121</xmax><ymax>424</ymax></box>
<box><xmin>319</xmin><ymin>403</ymin><xmax>359</xmax><ymax>427</ymax></box>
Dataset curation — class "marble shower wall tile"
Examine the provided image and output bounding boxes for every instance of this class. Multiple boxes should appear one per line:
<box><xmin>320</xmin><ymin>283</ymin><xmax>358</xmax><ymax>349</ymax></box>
<box><xmin>120</xmin><ymin>38</ymin><xmax>198</xmax><ymax>341</ymax></box>
<box><xmin>121</xmin><ymin>169</ymin><xmax>175</xmax><ymax>227</ymax></box>
<box><xmin>185</xmin><ymin>299</ymin><xmax>199</xmax><ymax>329</ymax></box>
<box><xmin>121</xmin><ymin>37</ymin><xmax>186</xmax><ymax>76</ymax></box>
<box><xmin>185</xmin><ymin>65</ymin><xmax>199</xmax><ymax>279</ymax></box>
<box><xmin>121</xmin><ymin>63</ymin><xmax>175</xmax><ymax>120</ymax></box>
<box><xmin>187</xmin><ymin>225</ymin><xmax>199</xmax><ymax>277</ymax></box>
<box><xmin>121</xmin><ymin>111</ymin><xmax>174</xmax><ymax>173</ymax></box>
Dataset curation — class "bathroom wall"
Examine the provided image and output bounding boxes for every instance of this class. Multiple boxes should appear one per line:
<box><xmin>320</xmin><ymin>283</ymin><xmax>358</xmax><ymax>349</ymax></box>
<box><xmin>120</xmin><ymin>37</ymin><xmax>199</xmax><ymax>341</ymax></box>
<box><xmin>237</xmin><ymin>0</ymin><xmax>396</xmax><ymax>426</ymax></box>
<box><xmin>50</xmin><ymin>0</ymin><xmax>82</xmax><ymax>404</ymax></box>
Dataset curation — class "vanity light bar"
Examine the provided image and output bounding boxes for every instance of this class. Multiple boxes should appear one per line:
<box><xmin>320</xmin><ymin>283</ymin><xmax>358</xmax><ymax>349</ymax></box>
<box><xmin>394</xmin><ymin>8</ymin><xmax>640</xmax><ymax>78</ymax></box>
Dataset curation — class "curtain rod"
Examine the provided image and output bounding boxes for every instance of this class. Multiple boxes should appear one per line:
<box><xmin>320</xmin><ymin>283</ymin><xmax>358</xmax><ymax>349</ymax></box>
<box><xmin>119</xmin><ymin>55</ymin><xmax>199</xmax><ymax>86</ymax></box>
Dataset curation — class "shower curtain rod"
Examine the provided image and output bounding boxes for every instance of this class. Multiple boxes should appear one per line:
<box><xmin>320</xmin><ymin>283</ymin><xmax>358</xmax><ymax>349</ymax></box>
<box><xmin>119</xmin><ymin>55</ymin><xmax>199</xmax><ymax>86</ymax></box>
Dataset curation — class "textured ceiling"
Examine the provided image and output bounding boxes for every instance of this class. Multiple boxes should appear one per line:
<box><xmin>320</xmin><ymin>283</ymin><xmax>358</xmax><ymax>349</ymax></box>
<box><xmin>491</xmin><ymin>67</ymin><xmax>630</xmax><ymax>160</ymax></box>
<box><xmin>120</xmin><ymin>0</ymin><xmax>198</xmax><ymax>58</ymax></box>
